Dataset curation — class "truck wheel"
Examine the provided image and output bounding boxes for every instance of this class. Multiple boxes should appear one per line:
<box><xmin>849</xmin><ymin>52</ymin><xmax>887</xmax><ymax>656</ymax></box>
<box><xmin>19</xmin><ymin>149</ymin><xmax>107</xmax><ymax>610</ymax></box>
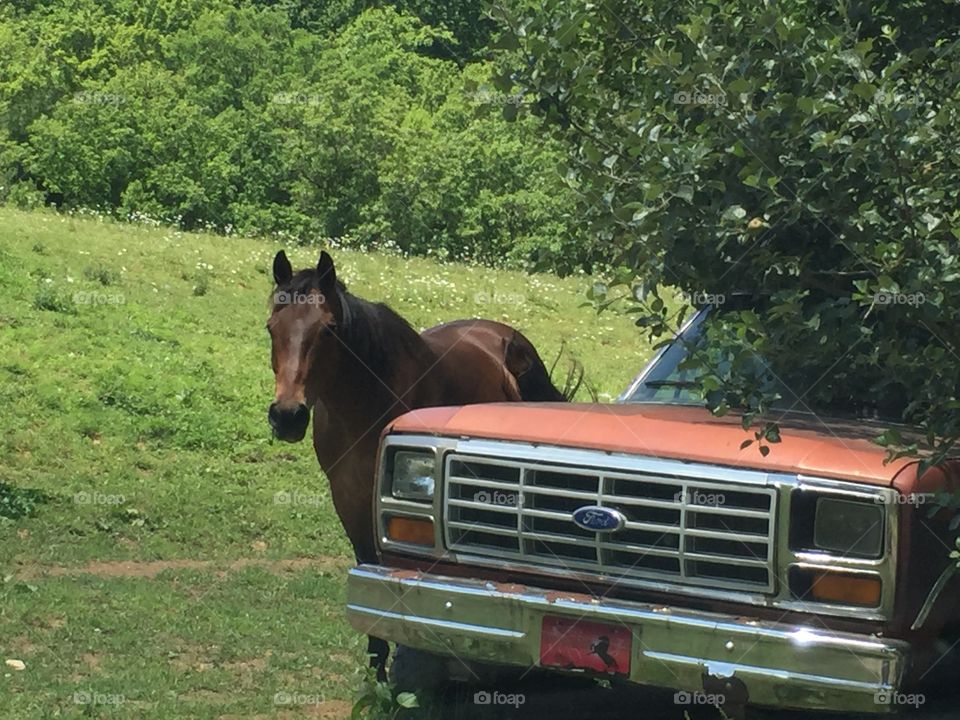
<box><xmin>390</xmin><ymin>645</ymin><xmax>451</xmax><ymax>693</ymax></box>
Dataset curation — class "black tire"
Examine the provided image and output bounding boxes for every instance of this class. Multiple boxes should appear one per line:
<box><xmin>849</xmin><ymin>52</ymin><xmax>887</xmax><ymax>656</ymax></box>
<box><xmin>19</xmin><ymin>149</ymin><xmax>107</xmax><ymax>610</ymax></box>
<box><xmin>390</xmin><ymin>645</ymin><xmax>453</xmax><ymax>694</ymax></box>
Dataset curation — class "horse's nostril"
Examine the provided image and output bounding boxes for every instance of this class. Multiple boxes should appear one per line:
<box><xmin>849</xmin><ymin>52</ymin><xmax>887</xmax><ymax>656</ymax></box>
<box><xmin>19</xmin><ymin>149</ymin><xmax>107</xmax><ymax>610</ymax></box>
<box><xmin>294</xmin><ymin>404</ymin><xmax>309</xmax><ymax>424</ymax></box>
<box><xmin>268</xmin><ymin>403</ymin><xmax>281</xmax><ymax>426</ymax></box>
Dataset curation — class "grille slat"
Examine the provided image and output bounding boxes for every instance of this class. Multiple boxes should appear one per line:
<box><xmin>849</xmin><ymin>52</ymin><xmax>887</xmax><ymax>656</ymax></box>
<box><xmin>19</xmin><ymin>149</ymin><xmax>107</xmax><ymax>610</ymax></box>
<box><xmin>448</xmin><ymin>520</ymin><xmax>519</xmax><ymax>538</ymax></box>
<box><xmin>683</xmin><ymin>551</ymin><xmax>769</xmax><ymax>568</ymax></box>
<box><xmin>523</xmin><ymin>531</ymin><xmax>599</xmax><ymax>547</ymax></box>
<box><xmin>523</xmin><ymin>486</ymin><xmax>599</xmax><ymax>500</ymax></box>
<box><xmin>681</xmin><ymin>505</ymin><xmax>771</xmax><ymax>519</ymax></box>
<box><xmin>623</xmin><ymin>520</ymin><xmax>682</xmax><ymax>534</ymax></box>
<box><xmin>603</xmin><ymin>496</ymin><xmax>690</xmax><ymax>510</ymax></box>
<box><xmin>598</xmin><ymin>542</ymin><xmax>686</xmax><ymax>558</ymax></box>
<box><xmin>445</xmin><ymin>451</ymin><xmax>777</xmax><ymax>595</ymax></box>
<box><xmin>523</xmin><ymin>508</ymin><xmax>587</xmax><ymax>522</ymax></box>
<box><xmin>685</xmin><ymin>527</ymin><xmax>770</xmax><ymax>541</ymax></box>
<box><xmin>447</xmin><ymin>476</ymin><xmax>520</xmax><ymax>491</ymax></box>
<box><xmin>447</xmin><ymin>498</ymin><xmax>520</xmax><ymax>512</ymax></box>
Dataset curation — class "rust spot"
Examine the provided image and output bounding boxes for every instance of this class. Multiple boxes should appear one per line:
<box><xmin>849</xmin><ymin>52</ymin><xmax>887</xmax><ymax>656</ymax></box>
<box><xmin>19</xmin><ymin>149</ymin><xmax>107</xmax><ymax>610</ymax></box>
<box><xmin>491</xmin><ymin>582</ymin><xmax>526</xmax><ymax>594</ymax></box>
<box><xmin>389</xmin><ymin>569</ymin><xmax>422</xmax><ymax>580</ymax></box>
<box><xmin>545</xmin><ymin>590</ymin><xmax>597</xmax><ymax>604</ymax></box>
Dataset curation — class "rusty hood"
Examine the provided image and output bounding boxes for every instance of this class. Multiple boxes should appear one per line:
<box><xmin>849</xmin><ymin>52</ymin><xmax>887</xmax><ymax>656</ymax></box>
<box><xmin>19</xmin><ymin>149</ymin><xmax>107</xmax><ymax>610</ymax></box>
<box><xmin>388</xmin><ymin>402</ymin><xmax>918</xmax><ymax>486</ymax></box>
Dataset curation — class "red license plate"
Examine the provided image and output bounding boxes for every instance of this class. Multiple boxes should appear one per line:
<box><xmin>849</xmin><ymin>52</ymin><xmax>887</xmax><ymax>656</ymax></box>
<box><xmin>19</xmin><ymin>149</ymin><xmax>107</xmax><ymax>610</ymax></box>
<box><xmin>539</xmin><ymin>615</ymin><xmax>632</xmax><ymax>675</ymax></box>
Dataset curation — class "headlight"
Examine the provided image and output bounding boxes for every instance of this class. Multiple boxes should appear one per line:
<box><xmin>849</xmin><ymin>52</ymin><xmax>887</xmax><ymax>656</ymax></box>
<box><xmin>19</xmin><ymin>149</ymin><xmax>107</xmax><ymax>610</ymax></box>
<box><xmin>391</xmin><ymin>450</ymin><xmax>436</xmax><ymax>501</ymax></box>
<box><xmin>813</xmin><ymin>497</ymin><xmax>884</xmax><ymax>558</ymax></box>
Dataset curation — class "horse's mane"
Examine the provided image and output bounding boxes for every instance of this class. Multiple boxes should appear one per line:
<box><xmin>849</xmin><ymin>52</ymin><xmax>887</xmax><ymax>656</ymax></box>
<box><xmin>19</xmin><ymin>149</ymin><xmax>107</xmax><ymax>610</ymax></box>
<box><xmin>279</xmin><ymin>270</ymin><xmax>428</xmax><ymax>381</ymax></box>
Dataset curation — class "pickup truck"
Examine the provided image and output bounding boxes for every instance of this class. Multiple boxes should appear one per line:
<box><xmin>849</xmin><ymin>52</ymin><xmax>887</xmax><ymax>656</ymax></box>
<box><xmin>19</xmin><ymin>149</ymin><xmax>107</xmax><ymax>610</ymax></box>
<box><xmin>346</xmin><ymin>307</ymin><xmax>960</xmax><ymax>716</ymax></box>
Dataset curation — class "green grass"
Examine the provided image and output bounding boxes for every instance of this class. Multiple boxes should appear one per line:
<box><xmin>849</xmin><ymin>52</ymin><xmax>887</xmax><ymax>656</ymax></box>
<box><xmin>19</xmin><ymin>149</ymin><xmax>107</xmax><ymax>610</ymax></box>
<box><xmin>0</xmin><ymin>206</ymin><xmax>653</xmax><ymax>719</ymax></box>
<box><xmin>2</xmin><ymin>567</ymin><xmax>360</xmax><ymax>719</ymax></box>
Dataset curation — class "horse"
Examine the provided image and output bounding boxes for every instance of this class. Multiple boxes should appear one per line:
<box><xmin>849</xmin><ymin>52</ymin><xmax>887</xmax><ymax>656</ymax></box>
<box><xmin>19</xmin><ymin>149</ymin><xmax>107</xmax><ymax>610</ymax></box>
<box><xmin>265</xmin><ymin>250</ymin><xmax>572</xmax><ymax>677</ymax></box>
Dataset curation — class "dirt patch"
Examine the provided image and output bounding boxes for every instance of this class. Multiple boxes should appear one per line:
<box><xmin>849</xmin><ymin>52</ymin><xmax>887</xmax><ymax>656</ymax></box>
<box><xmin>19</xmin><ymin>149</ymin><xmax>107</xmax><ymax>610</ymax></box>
<box><xmin>167</xmin><ymin>642</ymin><xmax>218</xmax><ymax>672</ymax></box>
<box><xmin>7</xmin><ymin>636</ymin><xmax>38</xmax><ymax>655</ymax></box>
<box><xmin>14</xmin><ymin>556</ymin><xmax>349</xmax><ymax>580</ymax></box>
<box><xmin>217</xmin><ymin>700</ymin><xmax>352</xmax><ymax>719</ymax></box>
<box><xmin>168</xmin><ymin>645</ymin><xmax>277</xmax><ymax>677</ymax></box>
<box><xmin>221</xmin><ymin>653</ymin><xmax>270</xmax><ymax>672</ymax></box>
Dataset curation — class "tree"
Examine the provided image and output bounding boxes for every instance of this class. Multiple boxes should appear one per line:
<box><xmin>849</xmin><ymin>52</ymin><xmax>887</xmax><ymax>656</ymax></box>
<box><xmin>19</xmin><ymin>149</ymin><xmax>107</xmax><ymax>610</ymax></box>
<box><xmin>494</xmin><ymin>0</ymin><xmax>960</xmax><ymax>465</ymax></box>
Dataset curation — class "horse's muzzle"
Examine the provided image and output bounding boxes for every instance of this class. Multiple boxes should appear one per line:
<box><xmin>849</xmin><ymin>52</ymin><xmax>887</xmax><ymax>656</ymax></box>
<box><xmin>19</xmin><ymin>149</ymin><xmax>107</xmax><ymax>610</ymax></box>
<box><xmin>268</xmin><ymin>402</ymin><xmax>310</xmax><ymax>442</ymax></box>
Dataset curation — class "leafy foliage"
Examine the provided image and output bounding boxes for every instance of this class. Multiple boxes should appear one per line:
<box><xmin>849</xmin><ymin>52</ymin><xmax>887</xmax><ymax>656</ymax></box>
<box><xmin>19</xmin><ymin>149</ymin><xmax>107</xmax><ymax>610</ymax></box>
<box><xmin>351</xmin><ymin>666</ymin><xmax>419</xmax><ymax>719</ymax></box>
<box><xmin>495</xmin><ymin>0</ymin><xmax>960</xmax><ymax>462</ymax></box>
<box><xmin>0</xmin><ymin>481</ymin><xmax>49</xmax><ymax>519</ymax></box>
<box><xmin>0</xmin><ymin>1</ymin><xmax>582</xmax><ymax>269</ymax></box>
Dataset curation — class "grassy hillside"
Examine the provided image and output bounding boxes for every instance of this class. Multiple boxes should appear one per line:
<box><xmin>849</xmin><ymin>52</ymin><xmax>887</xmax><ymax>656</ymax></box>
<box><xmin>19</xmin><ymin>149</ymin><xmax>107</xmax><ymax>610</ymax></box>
<box><xmin>0</xmin><ymin>207</ymin><xmax>651</xmax><ymax>719</ymax></box>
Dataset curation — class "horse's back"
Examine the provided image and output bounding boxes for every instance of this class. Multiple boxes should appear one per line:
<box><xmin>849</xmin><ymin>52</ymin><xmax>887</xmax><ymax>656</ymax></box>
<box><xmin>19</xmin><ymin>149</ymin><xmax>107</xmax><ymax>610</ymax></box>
<box><xmin>420</xmin><ymin>319</ymin><xmax>565</xmax><ymax>403</ymax></box>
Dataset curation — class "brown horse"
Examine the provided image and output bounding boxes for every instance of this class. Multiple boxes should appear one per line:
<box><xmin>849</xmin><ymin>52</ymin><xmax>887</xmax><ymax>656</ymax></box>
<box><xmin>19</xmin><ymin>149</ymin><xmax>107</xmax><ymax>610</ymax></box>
<box><xmin>266</xmin><ymin>250</ymin><xmax>570</xmax><ymax>674</ymax></box>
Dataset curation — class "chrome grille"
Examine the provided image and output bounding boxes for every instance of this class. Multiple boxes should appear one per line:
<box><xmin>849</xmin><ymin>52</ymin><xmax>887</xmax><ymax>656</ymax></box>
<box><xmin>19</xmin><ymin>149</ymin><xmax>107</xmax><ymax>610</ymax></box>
<box><xmin>444</xmin><ymin>452</ymin><xmax>777</xmax><ymax>594</ymax></box>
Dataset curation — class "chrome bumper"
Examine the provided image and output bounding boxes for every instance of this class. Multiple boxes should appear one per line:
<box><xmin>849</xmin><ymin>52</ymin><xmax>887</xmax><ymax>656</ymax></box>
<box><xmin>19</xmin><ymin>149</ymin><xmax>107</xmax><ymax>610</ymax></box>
<box><xmin>347</xmin><ymin>565</ymin><xmax>910</xmax><ymax>714</ymax></box>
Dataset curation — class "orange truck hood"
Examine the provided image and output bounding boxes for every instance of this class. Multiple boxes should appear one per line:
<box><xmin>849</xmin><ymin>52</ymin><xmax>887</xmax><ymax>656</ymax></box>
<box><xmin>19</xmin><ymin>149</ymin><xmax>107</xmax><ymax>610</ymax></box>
<box><xmin>388</xmin><ymin>402</ymin><xmax>918</xmax><ymax>486</ymax></box>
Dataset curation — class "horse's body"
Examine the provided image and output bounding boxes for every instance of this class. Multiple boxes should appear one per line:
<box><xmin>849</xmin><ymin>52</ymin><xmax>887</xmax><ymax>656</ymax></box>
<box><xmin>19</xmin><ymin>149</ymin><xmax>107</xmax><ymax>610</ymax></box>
<box><xmin>310</xmin><ymin>316</ymin><xmax>562</xmax><ymax>562</ymax></box>
<box><xmin>266</xmin><ymin>251</ymin><xmax>569</xmax><ymax>676</ymax></box>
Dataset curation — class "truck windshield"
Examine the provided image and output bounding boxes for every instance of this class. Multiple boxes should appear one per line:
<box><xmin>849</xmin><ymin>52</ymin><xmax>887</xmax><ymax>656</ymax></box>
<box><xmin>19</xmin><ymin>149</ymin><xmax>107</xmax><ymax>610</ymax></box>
<box><xmin>622</xmin><ymin>308</ymin><xmax>900</xmax><ymax>422</ymax></box>
<box><xmin>622</xmin><ymin>309</ymin><xmax>791</xmax><ymax>407</ymax></box>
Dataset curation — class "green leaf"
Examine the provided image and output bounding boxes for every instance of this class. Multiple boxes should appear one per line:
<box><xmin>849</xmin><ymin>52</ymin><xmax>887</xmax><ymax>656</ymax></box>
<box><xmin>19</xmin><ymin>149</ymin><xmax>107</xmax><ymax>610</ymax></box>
<box><xmin>852</xmin><ymin>83</ymin><xmax>877</xmax><ymax>101</ymax></box>
<box><xmin>396</xmin><ymin>692</ymin><xmax>419</xmax><ymax>709</ymax></box>
<box><xmin>722</xmin><ymin>205</ymin><xmax>747</xmax><ymax>222</ymax></box>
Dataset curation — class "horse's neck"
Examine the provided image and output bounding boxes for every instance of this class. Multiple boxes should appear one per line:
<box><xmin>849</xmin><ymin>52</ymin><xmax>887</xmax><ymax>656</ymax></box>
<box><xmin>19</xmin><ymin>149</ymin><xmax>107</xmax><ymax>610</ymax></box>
<box><xmin>312</xmin><ymin>320</ymin><xmax>438</xmax><ymax>470</ymax></box>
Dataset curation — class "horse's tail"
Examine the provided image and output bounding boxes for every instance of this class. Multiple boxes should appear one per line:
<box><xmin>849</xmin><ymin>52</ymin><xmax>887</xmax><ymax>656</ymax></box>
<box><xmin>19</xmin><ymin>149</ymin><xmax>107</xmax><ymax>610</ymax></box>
<box><xmin>505</xmin><ymin>332</ymin><xmax>582</xmax><ymax>402</ymax></box>
<box><xmin>547</xmin><ymin>340</ymin><xmax>591</xmax><ymax>402</ymax></box>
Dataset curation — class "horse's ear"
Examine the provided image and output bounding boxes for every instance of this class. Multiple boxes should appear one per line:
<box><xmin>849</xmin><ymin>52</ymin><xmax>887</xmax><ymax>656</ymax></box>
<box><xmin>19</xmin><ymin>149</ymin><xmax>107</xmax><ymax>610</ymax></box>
<box><xmin>317</xmin><ymin>251</ymin><xmax>336</xmax><ymax>291</ymax></box>
<box><xmin>273</xmin><ymin>250</ymin><xmax>293</xmax><ymax>286</ymax></box>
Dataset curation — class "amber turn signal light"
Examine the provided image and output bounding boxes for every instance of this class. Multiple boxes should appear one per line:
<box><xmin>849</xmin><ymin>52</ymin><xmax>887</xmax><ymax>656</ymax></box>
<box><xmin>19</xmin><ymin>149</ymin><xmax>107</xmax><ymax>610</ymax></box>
<box><xmin>386</xmin><ymin>516</ymin><xmax>435</xmax><ymax>546</ymax></box>
<box><xmin>810</xmin><ymin>571</ymin><xmax>882</xmax><ymax>607</ymax></box>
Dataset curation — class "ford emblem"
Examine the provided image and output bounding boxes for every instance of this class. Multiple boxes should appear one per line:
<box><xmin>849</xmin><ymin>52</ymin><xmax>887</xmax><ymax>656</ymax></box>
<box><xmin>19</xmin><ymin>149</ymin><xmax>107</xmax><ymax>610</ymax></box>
<box><xmin>572</xmin><ymin>506</ymin><xmax>626</xmax><ymax>533</ymax></box>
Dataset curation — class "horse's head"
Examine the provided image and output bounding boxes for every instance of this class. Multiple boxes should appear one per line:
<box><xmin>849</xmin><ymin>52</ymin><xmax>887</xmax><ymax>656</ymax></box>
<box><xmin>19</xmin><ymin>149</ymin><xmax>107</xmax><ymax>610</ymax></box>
<box><xmin>266</xmin><ymin>249</ymin><xmax>342</xmax><ymax>442</ymax></box>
